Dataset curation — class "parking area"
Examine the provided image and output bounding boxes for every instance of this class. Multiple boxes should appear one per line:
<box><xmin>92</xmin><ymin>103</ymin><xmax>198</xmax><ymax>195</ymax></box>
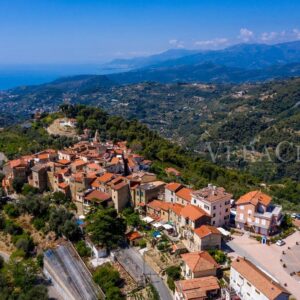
<box><xmin>226</xmin><ymin>231</ymin><xmax>300</xmax><ymax>299</ymax></box>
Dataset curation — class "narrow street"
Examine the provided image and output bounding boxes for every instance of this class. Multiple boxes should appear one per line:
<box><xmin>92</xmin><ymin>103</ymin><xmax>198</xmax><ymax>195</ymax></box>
<box><xmin>118</xmin><ymin>247</ymin><xmax>173</xmax><ymax>300</ymax></box>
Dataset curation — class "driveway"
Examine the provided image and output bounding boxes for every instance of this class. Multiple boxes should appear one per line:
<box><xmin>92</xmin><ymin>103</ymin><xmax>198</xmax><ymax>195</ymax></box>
<box><xmin>116</xmin><ymin>247</ymin><xmax>173</xmax><ymax>300</ymax></box>
<box><xmin>226</xmin><ymin>231</ymin><xmax>300</xmax><ymax>299</ymax></box>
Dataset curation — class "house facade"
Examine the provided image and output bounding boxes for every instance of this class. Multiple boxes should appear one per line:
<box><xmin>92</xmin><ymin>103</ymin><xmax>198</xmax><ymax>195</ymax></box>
<box><xmin>235</xmin><ymin>191</ymin><xmax>283</xmax><ymax>236</ymax></box>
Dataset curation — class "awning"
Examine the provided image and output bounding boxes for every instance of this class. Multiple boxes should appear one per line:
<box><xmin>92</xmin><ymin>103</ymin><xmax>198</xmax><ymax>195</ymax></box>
<box><xmin>163</xmin><ymin>224</ymin><xmax>173</xmax><ymax>230</ymax></box>
<box><xmin>153</xmin><ymin>222</ymin><xmax>163</xmax><ymax>228</ymax></box>
<box><xmin>142</xmin><ymin>216</ymin><xmax>154</xmax><ymax>224</ymax></box>
<box><xmin>217</xmin><ymin>227</ymin><xmax>231</xmax><ymax>236</ymax></box>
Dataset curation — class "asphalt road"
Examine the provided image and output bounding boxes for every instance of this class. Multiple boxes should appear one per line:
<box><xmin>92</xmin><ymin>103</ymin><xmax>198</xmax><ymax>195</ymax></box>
<box><xmin>120</xmin><ymin>247</ymin><xmax>173</xmax><ymax>300</ymax></box>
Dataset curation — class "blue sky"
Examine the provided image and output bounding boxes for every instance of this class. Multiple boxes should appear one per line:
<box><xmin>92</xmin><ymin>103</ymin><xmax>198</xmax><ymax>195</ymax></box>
<box><xmin>1</xmin><ymin>0</ymin><xmax>300</xmax><ymax>64</ymax></box>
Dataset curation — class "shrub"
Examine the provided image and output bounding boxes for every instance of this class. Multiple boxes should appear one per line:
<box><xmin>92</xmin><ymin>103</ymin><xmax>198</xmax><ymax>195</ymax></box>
<box><xmin>139</xmin><ymin>239</ymin><xmax>147</xmax><ymax>249</ymax></box>
<box><xmin>4</xmin><ymin>203</ymin><xmax>20</xmax><ymax>218</ymax></box>
<box><xmin>75</xmin><ymin>240</ymin><xmax>91</xmax><ymax>257</ymax></box>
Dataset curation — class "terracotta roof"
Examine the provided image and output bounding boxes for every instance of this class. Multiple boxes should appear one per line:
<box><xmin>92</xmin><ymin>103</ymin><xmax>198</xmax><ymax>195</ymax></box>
<box><xmin>170</xmin><ymin>203</ymin><xmax>184</xmax><ymax>216</ymax></box>
<box><xmin>147</xmin><ymin>200</ymin><xmax>171</xmax><ymax>211</ymax></box>
<box><xmin>180</xmin><ymin>205</ymin><xmax>208</xmax><ymax>221</ymax></box>
<box><xmin>9</xmin><ymin>159</ymin><xmax>27</xmax><ymax>168</ymax></box>
<box><xmin>126</xmin><ymin>231</ymin><xmax>142</xmax><ymax>241</ymax></box>
<box><xmin>194</xmin><ymin>225</ymin><xmax>221</xmax><ymax>239</ymax></box>
<box><xmin>181</xmin><ymin>251</ymin><xmax>218</xmax><ymax>273</ymax></box>
<box><xmin>231</xmin><ymin>257</ymin><xmax>290</xmax><ymax>300</ymax></box>
<box><xmin>165</xmin><ymin>182</ymin><xmax>183</xmax><ymax>192</ymax></box>
<box><xmin>165</xmin><ymin>167</ymin><xmax>181</xmax><ymax>176</ymax></box>
<box><xmin>85</xmin><ymin>190</ymin><xmax>111</xmax><ymax>203</ymax></box>
<box><xmin>176</xmin><ymin>187</ymin><xmax>193</xmax><ymax>202</ymax></box>
<box><xmin>86</xmin><ymin>163</ymin><xmax>101</xmax><ymax>170</ymax></box>
<box><xmin>38</xmin><ymin>153</ymin><xmax>49</xmax><ymax>160</ymax></box>
<box><xmin>71</xmin><ymin>159</ymin><xmax>86</xmax><ymax>167</ymax></box>
<box><xmin>98</xmin><ymin>172</ymin><xmax>115</xmax><ymax>183</ymax></box>
<box><xmin>175</xmin><ymin>276</ymin><xmax>220</xmax><ymax>300</ymax></box>
<box><xmin>236</xmin><ymin>190</ymin><xmax>272</xmax><ymax>207</ymax></box>
<box><xmin>192</xmin><ymin>185</ymin><xmax>232</xmax><ymax>203</ymax></box>
<box><xmin>57</xmin><ymin>159</ymin><xmax>71</xmax><ymax>165</ymax></box>
<box><xmin>58</xmin><ymin>182</ymin><xmax>69</xmax><ymax>189</ymax></box>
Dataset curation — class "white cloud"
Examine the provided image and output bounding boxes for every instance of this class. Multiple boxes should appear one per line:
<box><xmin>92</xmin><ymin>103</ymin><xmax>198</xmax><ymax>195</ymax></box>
<box><xmin>169</xmin><ymin>39</ymin><xmax>185</xmax><ymax>48</ymax></box>
<box><xmin>239</xmin><ymin>28</ymin><xmax>254</xmax><ymax>42</ymax></box>
<box><xmin>261</xmin><ymin>31</ymin><xmax>278</xmax><ymax>42</ymax></box>
<box><xmin>194</xmin><ymin>38</ymin><xmax>229</xmax><ymax>49</ymax></box>
<box><xmin>292</xmin><ymin>28</ymin><xmax>300</xmax><ymax>39</ymax></box>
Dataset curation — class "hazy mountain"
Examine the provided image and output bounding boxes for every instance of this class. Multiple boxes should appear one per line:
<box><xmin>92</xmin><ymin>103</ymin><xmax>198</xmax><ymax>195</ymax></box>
<box><xmin>103</xmin><ymin>41</ymin><xmax>300</xmax><ymax>84</ymax></box>
<box><xmin>100</xmin><ymin>49</ymin><xmax>200</xmax><ymax>71</ymax></box>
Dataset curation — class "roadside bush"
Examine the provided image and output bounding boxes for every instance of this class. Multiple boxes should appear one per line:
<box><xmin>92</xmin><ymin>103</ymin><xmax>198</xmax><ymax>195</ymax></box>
<box><xmin>166</xmin><ymin>265</ymin><xmax>181</xmax><ymax>291</ymax></box>
<box><xmin>139</xmin><ymin>239</ymin><xmax>147</xmax><ymax>249</ymax></box>
<box><xmin>75</xmin><ymin>240</ymin><xmax>91</xmax><ymax>257</ymax></box>
<box><xmin>208</xmin><ymin>249</ymin><xmax>227</xmax><ymax>264</ymax></box>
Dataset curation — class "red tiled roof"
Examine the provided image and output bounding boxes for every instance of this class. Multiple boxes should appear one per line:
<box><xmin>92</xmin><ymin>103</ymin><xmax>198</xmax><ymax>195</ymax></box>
<box><xmin>165</xmin><ymin>167</ymin><xmax>181</xmax><ymax>176</ymax></box>
<box><xmin>169</xmin><ymin>203</ymin><xmax>184</xmax><ymax>216</ymax></box>
<box><xmin>236</xmin><ymin>190</ymin><xmax>272</xmax><ymax>207</ymax></box>
<box><xmin>181</xmin><ymin>251</ymin><xmax>218</xmax><ymax>273</ymax></box>
<box><xmin>176</xmin><ymin>187</ymin><xmax>193</xmax><ymax>202</ymax></box>
<box><xmin>98</xmin><ymin>172</ymin><xmax>115</xmax><ymax>183</ymax></box>
<box><xmin>165</xmin><ymin>182</ymin><xmax>183</xmax><ymax>192</ymax></box>
<box><xmin>175</xmin><ymin>276</ymin><xmax>220</xmax><ymax>300</ymax></box>
<box><xmin>85</xmin><ymin>190</ymin><xmax>111</xmax><ymax>202</ymax></box>
<box><xmin>180</xmin><ymin>205</ymin><xmax>208</xmax><ymax>221</ymax></box>
<box><xmin>231</xmin><ymin>257</ymin><xmax>290</xmax><ymax>300</ymax></box>
<box><xmin>147</xmin><ymin>200</ymin><xmax>171</xmax><ymax>211</ymax></box>
<box><xmin>126</xmin><ymin>231</ymin><xmax>142</xmax><ymax>241</ymax></box>
<box><xmin>58</xmin><ymin>182</ymin><xmax>69</xmax><ymax>189</ymax></box>
<box><xmin>194</xmin><ymin>225</ymin><xmax>221</xmax><ymax>238</ymax></box>
<box><xmin>71</xmin><ymin>159</ymin><xmax>86</xmax><ymax>167</ymax></box>
<box><xmin>57</xmin><ymin>159</ymin><xmax>71</xmax><ymax>165</ymax></box>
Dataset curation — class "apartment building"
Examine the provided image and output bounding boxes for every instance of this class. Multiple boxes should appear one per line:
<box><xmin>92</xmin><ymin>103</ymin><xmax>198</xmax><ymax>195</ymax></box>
<box><xmin>235</xmin><ymin>191</ymin><xmax>283</xmax><ymax>236</ymax></box>
<box><xmin>192</xmin><ymin>184</ymin><xmax>232</xmax><ymax>227</ymax></box>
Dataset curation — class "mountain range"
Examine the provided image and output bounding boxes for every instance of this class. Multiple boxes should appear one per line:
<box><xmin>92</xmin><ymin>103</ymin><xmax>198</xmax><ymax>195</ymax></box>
<box><xmin>103</xmin><ymin>40</ymin><xmax>300</xmax><ymax>83</ymax></box>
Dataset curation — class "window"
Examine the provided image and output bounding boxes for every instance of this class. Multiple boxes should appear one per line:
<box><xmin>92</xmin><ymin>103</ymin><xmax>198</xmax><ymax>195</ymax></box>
<box><xmin>255</xmin><ymin>289</ymin><xmax>260</xmax><ymax>295</ymax></box>
<box><xmin>213</xmin><ymin>205</ymin><xmax>216</xmax><ymax>210</ymax></box>
<box><xmin>247</xmin><ymin>209</ymin><xmax>252</xmax><ymax>215</ymax></box>
<box><xmin>239</xmin><ymin>275</ymin><xmax>243</xmax><ymax>280</ymax></box>
<box><xmin>239</xmin><ymin>213</ymin><xmax>244</xmax><ymax>220</ymax></box>
<box><xmin>225</xmin><ymin>208</ymin><xmax>229</xmax><ymax>212</ymax></box>
<box><xmin>247</xmin><ymin>282</ymin><xmax>251</xmax><ymax>287</ymax></box>
<box><xmin>213</xmin><ymin>213</ymin><xmax>216</xmax><ymax>217</ymax></box>
<box><xmin>212</xmin><ymin>221</ymin><xmax>215</xmax><ymax>225</ymax></box>
<box><xmin>204</xmin><ymin>204</ymin><xmax>210</xmax><ymax>210</ymax></box>
<box><xmin>255</xmin><ymin>218</ymin><xmax>259</xmax><ymax>224</ymax></box>
<box><xmin>194</xmin><ymin>199</ymin><xmax>197</xmax><ymax>204</ymax></box>
<box><xmin>240</xmin><ymin>205</ymin><xmax>244</xmax><ymax>210</ymax></box>
<box><xmin>262</xmin><ymin>219</ymin><xmax>266</xmax><ymax>225</ymax></box>
<box><xmin>225</xmin><ymin>200</ymin><xmax>230</xmax><ymax>205</ymax></box>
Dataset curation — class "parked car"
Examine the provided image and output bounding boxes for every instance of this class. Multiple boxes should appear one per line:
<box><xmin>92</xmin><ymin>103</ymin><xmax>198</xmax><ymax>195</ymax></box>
<box><xmin>296</xmin><ymin>214</ymin><xmax>300</xmax><ymax>220</ymax></box>
<box><xmin>291</xmin><ymin>213</ymin><xmax>297</xmax><ymax>218</ymax></box>
<box><xmin>276</xmin><ymin>240</ymin><xmax>285</xmax><ymax>246</ymax></box>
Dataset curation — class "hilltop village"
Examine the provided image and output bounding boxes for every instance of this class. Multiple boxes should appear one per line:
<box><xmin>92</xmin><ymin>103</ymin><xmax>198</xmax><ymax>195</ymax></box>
<box><xmin>1</xmin><ymin>127</ymin><xmax>299</xmax><ymax>300</ymax></box>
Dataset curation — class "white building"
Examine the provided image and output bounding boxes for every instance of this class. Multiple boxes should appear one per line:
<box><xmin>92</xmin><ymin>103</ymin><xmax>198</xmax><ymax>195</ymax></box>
<box><xmin>191</xmin><ymin>184</ymin><xmax>232</xmax><ymax>227</ymax></box>
<box><xmin>230</xmin><ymin>257</ymin><xmax>290</xmax><ymax>300</ymax></box>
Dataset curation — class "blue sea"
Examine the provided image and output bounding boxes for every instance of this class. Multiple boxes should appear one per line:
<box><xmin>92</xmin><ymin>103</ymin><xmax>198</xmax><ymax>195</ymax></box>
<box><xmin>0</xmin><ymin>64</ymin><xmax>110</xmax><ymax>90</ymax></box>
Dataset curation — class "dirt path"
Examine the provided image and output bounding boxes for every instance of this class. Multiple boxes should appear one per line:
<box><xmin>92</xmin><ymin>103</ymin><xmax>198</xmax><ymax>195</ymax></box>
<box><xmin>47</xmin><ymin>118</ymin><xmax>77</xmax><ymax>137</ymax></box>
